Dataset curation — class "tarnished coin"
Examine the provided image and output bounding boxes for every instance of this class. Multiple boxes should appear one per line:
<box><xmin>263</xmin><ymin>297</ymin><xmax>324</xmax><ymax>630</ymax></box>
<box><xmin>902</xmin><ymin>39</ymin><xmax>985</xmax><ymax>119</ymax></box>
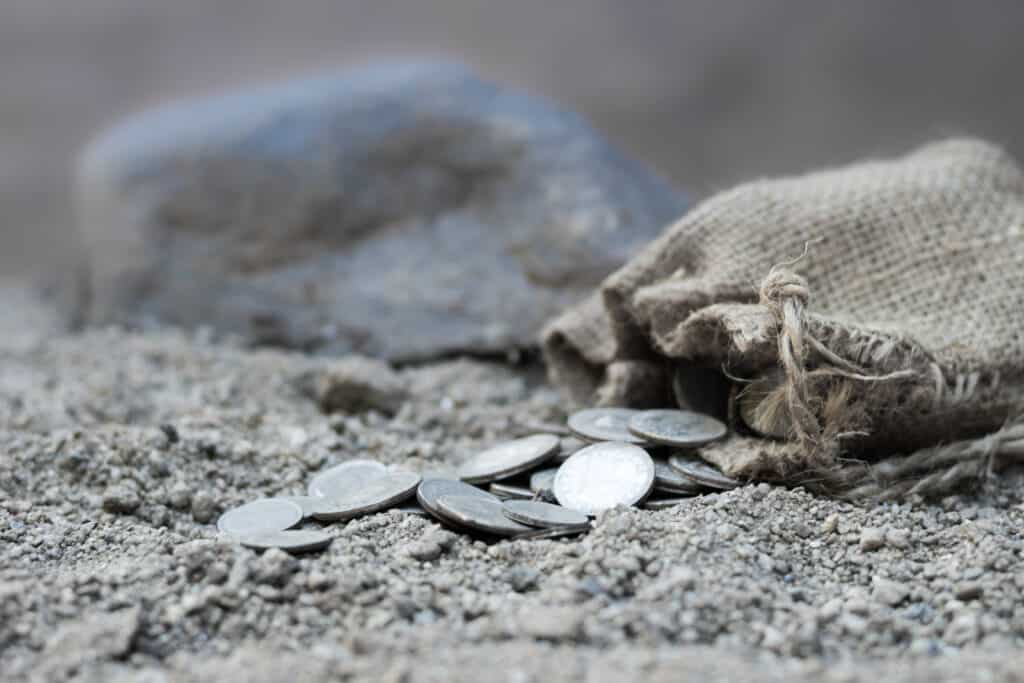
<box><xmin>435</xmin><ymin>495</ymin><xmax>532</xmax><ymax>536</ymax></box>
<box><xmin>502</xmin><ymin>499</ymin><xmax>589</xmax><ymax>529</ymax></box>
<box><xmin>642</xmin><ymin>497</ymin><xmax>699</xmax><ymax>511</ymax></box>
<box><xmin>668</xmin><ymin>452</ymin><xmax>740</xmax><ymax>490</ymax></box>
<box><xmin>514</xmin><ymin>525</ymin><xmax>590</xmax><ymax>540</ymax></box>
<box><xmin>237</xmin><ymin>529</ymin><xmax>333</xmax><ymax>553</ymax></box>
<box><xmin>489</xmin><ymin>482</ymin><xmax>535</xmax><ymax>500</ymax></box>
<box><xmin>217</xmin><ymin>498</ymin><xmax>303</xmax><ymax>536</ymax></box>
<box><xmin>529</xmin><ymin>467</ymin><xmax>559</xmax><ymax>494</ymax></box>
<box><xmin>417</xmin><ymin>478</ymin><xmax>499</xmax><ymax>526</ymax></box>
<box><xmin>457</xmin><ymin>434</ymin><xmax>560</xmax><ymax>484</ymax></box>
<box><xmin>554</xmin><ymin>436</ymin><xmax>587</xmax><ymax>463</ymax></box>
<box><xmin>280</xmin><ymin>495</ymin><xmax>321</xmax><ymax>519</ymax></box>
<box><xmin>392</xmin><ymin>503</ymin><xmax>430</xmax><ymax>517</ymax></box>
<box><xmin>553</xmin><ymin>442</ymin><xmax>655</xmax><ymax>515</ymax></box>
<box><xmin>628</xmin><ymin>409</ymin><xmax>727</xmax><ymax>448</ymax></box>
<box><xmin>653</xmin><ymin>460</ymin><xmax>705</xmax><ymax>495</ymax></box>
<box><xmin>568</xmin><ymin>408</ymin><xmax>648</xmax><ymax>444</ymax></box>
<box><xmin>308</xmin><ymin>459</ymin><xmax>387</xmax><ymax>498</ymax></box>
<box><xmin>313</xmin><ymin>470</ymin><xmax>422</xmax><ymax>521</ymax></box>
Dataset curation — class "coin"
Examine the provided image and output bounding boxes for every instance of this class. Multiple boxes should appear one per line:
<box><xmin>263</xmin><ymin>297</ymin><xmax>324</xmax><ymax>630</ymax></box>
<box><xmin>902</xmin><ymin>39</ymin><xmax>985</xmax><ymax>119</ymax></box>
<box><xmin>628</xmin><ymin>409</ymin><xmax>727</xmax><ymax>448</ymax></box>
<box><xmin>457</xmin><ymin>434</ymin><xmax>559</xmax><ymax>484</ymax></box>
<box><xmin>236</xmin><ymin>529</ymin><xmax>333</xmax><ymax>553</ymax></box>
<box><xmin>416</xmin><ymin>478</ymin><xmax>499</xmax><ymax>526</ymax></box>
<box><xmin>280</xmin><ymin>495</ymin><xmax>321</xmax><ymax>519</ymax></box>
<box><xmin>553</xmin><ymin>442</ymin><xmax>655</xmax><ymax>515</ymax></box>
<box><xmin>641</xmin><ymin>497</ymin><xmax>699</xmax><ymax>511</ymax></box>
<box><xmin>308</xmin><ymin>459</ymin><xmax>387</xmax><ymax>498</ymax></box>
<box><xmin>435</xmin><ymin>494</ymin><xmax>532</xmax><ymax>536</ymax></box>
<box><xmin>502</xmin><ymin>499</ymin><xmax>589</xmax><ymax>529</ymax></box>
<box><xmin>653</xmin><ymin>460</ymin><xmax>705</xmax><ymax>495</ymax></box>
<box><xmin>217</xmin><ymin>498</ymin><xmax>303</xmax><ymax>536</ymax></box>
<box><xmin>489</xmin><ymin>482</ymin><xmax>535</xmax><ymax>500</ymax></box>
<box><xmin>312</xmin><ymin>470</ymin><xmax>422</xmax><ymax>521</ymax></box>
<box><xmin>392</xmin><ymin>504</ymin><xmax>430</xmax><ymax>517</ymax></box>
<box><xmin>567</xmin><ymin>408</ymin><xmax>648</xmax><ymax>445</ymax></box>
<box><xmin>668</xmin><ymin>452</ymin><xmax>740</xmax><ymax>490</ymax></box>
<box><xmin>529</xmin><ymin>467</ymin><xmax>559</xmax><ymax>494</ymax></box>
<box><xmin>513</xmin><ymin>525</ymin><xmax>590</xmax><ymax>540</ymax></box>
<box><xmin>553</xmin><ymin>436</ymin><xmax>587</xmax><ymax>463</ymax></box>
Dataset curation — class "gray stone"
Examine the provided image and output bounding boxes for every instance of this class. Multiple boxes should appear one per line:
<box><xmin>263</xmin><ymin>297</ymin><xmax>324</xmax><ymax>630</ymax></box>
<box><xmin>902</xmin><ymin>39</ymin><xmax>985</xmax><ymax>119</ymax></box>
<box><xmin>74</xmin><ymin>61</ymin><xmax>687</xmax><ymax>360</ymax></box>
<box><xmin>315</xmin><ymin>356</ymin><xmax>407</xmax><ymax>415</ymax></box>
<box><xmin>859</xmin><ymin>527</ymin><xmax>885</xmax><ymax>551</ymax></box>
<box><xmin>872</xmin><ymin>578</ymin><xmax>910</xmax><ymax>607</ymax></box>
<box><xmin>101</xmin><ymin>486</ymin><xmax>140</xmax><ymax>514</ymax></box>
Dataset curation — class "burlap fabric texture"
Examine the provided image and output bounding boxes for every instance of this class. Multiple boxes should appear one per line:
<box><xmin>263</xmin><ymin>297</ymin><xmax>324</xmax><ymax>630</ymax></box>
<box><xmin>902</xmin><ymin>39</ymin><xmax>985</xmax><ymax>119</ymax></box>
<box><xmin>542</xmin><ymin>139</ymin><xmax>1024</xmax><ymax>498</ymax></box>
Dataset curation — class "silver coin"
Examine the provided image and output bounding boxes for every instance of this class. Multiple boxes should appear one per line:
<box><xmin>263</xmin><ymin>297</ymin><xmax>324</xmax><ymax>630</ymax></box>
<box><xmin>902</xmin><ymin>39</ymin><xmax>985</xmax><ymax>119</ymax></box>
<box><xmin>553</xmin><ymin>436</ymin><xmax>587</xmax><ymax>463</ymax></box>
<box><xmin>236</xmin><ymin>529</ymin><xmax>333</xmax><ymax>553</ymax></box>
<box><xmin>308</xmin><ymin>459</ymin><xmax>387</xmax><ymax>498</ymax></box>
<box><xmin>567</xmin><ymin>408</ymin><xmax>648</xmax><ymax>445</ymax></box>
<box><xmin>653</xmin><ymin>460</ymin><xmax>705</xmax><ymax>495</ymax></box>
<box><xmin>417</xmin><ymin>478</ymin><xmax>499</xmax><ymax>526</ymax></box>
<box><xmin>280</xmin><ymin>495</ymin><xmax>321</xmax><ymax>519</ymax></box>
<box><xmin>435</xmin><ymin>495</ymin><xmax>532</xmax><ymax>536</ymax></box>
<box><xmin>489</xmin><ymin>482</ymin><xmax>536</xmax><ymax>500</ymax></box>
<box><xmin>642</xmin><ymin>497</ymin><xmax>699</xmax><ymax>511</ymax></box>
<box><xmin>502</xmin><ymin>499</ymin><xmax>590</xmax><ymax>529</ymax></box>
<box><xmin>217</xmin><ymin>498</ymin><xmax>303</xmax><ymax>536</ymax></box>
<box><xmin>514</xmin><ymin>525</ymin><xmax>590</xmax><ymax>540</ymax></box>
<box><xmin>392</xmin><ymin>503</ymin><xmax>430</xmax><ymax>517</ymax></box>
<box><xmin>553</xmin><ymin>442</ymin><xmax>655</xmax><ymax>515</ymax></box>
<box><xmin>668</xmin><ymin>452</ymin><xmax>740</xmax><ymax>490</ymax></box>
<box><xmin>313</xmin><ymin>470</ymin><xmax>422</xmax><ymax>521</ymax></box>
<box><xmin>529</xmin><ymin>467</ymin><xmax>559</xmax><ymax>493</ymax></box>
<box><xmin>628</xmin><ymin>409</ymin><xmax>727</xmax><ymax>448</ymax></box>
<box><xmin>457</xmin><ymin>434</ymin><xmax>560</xmax><ymax>484</ymax></box>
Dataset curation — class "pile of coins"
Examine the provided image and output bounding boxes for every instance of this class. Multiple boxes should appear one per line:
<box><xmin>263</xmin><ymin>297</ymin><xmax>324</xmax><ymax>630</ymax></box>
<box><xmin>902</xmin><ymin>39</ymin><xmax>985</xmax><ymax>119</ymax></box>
<box><xmin>217</xmin><ymin>407</ymin><xmax>735</xmax><ymax>552</ymax></box>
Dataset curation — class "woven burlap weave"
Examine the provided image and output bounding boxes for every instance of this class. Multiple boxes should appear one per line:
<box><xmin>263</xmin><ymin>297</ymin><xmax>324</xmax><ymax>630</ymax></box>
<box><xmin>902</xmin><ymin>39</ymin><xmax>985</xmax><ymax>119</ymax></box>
<box><xmin>542</xmin><ymin>139</ymin><xmax>1024</xmax><ymax>496</ymax></box>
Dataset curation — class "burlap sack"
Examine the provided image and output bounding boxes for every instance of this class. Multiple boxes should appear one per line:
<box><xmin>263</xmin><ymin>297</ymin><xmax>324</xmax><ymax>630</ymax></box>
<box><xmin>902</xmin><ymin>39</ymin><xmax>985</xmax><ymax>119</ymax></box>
<box><xmin>542</xmin><ymin>139</ymin><xmax>1024</xmax><ymax>497</ymax></box>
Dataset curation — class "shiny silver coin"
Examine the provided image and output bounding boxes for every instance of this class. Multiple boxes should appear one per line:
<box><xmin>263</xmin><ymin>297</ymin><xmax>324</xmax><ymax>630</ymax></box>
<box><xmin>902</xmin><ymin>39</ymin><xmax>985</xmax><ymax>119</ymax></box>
<box><xmin>457</xmin><ymin>434</ymin><xmax>560</xmax><ymax>484</ymax></box>
<box><xmin>217</xmin><ymin>498</ymin><xmax>303</xmax><ymax>536</ymax></box>
<box><xmin>392</xmin><ymin>503</ymin><xmax>430</xmax><ymax>517</ymax></box>
<box><xmin>668</xmin><ymin>452</ymin><xmax>740</xmax><ymax>490</ymax></box>
<box><xmin>642</xmin><ymin>497</ymin><xmax>699</xmax><ymax>511</ymax></box>
<box><xmin>653</xmin><ymin>460</ymin><xmax>705</xmax><ymax>495</ymax></box>
<box><xmin>628</xmin><ymin>409</ymin><xmax>727</xmax><ymax>448</ymax></box>
<box><xmin>435</xmin><ymin>495</ymin><xmax>532</xmax><ymax>536</ymax></box>
<box><xmin>236</xmin><ymin>529</ymin><xmax>333</xmax><ymax>553</ymax></box>
<box><xmin>417</xmin><ymin>478</ymin><xmax>499</xmax><ymax>526</ymax></box>
<box><xmin>313</xmin><ymin>470</ymin><xmax>422</xmax><ymax>521</ymax></box>
<box><xmin>553</xmin><ymin>436</ymin><xmax>587</xmax><ymax>463</ymax></box>
<box><xmin>489</xmin><ymin>482</ymin><xmax>535</xmax><ymax>500</ymax></box>
<box><xmin>502</xmin><ymin>499</ymin><xmax>590</xmax><ymax>529</ymax></box>
<box><xmin>514</xmin><ymin>525</ymin><xmax>590</xmax><ymax>540</ymax></box>
<box><xmin>553</xmin><ymin>442</ymin><xmax>655</xmax><ymax>515</ymax></box>
<box><xmin>567</xmin><ymin>408</ymin><xmax>648</xmax><ymax>445</ymax></box>
<box><xmin>281</xmin><ymin>495</ymin><xmax>321</xmax><ymax>520</ymax></box>
<box><xmin>308</xmin><ymin>459</ymin><xmax>387</xmax><ymax>498</ymax></box>
<box><xmin>529</xmin><ymin>467</ymin><xmax>559</xmax><ymax>494</ymax></box>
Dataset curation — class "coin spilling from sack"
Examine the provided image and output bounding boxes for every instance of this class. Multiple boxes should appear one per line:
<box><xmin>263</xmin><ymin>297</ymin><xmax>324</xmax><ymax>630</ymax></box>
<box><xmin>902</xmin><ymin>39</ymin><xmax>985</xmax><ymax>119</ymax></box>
<box><xmin>216</xmin><ymin>407</ymin><xmax>732</xmax><ymax>553</ymax></box>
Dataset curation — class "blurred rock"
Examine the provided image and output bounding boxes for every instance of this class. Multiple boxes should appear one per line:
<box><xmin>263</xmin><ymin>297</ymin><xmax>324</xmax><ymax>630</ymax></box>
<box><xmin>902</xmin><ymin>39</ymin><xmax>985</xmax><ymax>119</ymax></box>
<box><xmin>315</xmin><ymin>356</ymin><xmax>407</xmax><ymax>415</ymax></box>
<box><xmin>75</xmin><ymin>61</ymin><xmax>686</xmax><ymax>359</ymax></box>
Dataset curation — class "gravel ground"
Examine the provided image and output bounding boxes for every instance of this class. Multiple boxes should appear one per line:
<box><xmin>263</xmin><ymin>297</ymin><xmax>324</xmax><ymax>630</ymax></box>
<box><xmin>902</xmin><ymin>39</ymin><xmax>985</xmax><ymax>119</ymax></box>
<box><xmin>3</xmin><ymin>282</ymin><xmax>1024</xmax><ymax>682</ymax></box>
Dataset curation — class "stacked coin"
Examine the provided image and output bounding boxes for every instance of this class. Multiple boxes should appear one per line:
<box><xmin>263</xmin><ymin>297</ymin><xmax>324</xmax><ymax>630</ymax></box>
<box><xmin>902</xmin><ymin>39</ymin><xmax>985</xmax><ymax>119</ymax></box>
<box><xmin>216</xmin><ymin>408</ymin><xmax>734</xmax><ymax>553</ymax></box>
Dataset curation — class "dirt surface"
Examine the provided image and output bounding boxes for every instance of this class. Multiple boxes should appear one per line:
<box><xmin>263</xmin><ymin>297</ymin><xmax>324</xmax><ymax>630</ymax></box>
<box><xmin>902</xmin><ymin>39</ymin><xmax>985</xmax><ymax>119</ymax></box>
<box><xmin>3</xmin><ymin>283</ymin><xmax>1024</xmax><ymax>682</ymax></box>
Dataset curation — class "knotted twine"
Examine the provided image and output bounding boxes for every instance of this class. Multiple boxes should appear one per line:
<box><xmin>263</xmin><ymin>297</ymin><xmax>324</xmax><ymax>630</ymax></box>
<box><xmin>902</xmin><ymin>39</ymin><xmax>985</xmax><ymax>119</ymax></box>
<box><xmin>751</xmin><ymin>260</ymin><xmax>1021</xmax><ymax>499</ymax></box>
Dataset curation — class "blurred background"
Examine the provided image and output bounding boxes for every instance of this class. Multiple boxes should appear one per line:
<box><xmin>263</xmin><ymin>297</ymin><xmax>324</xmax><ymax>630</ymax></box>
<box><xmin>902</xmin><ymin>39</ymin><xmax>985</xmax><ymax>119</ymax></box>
<box><xmin>2</xmin><ymin>0</ymin><xmax>1023</xmax><ymax>276</ymax></box>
